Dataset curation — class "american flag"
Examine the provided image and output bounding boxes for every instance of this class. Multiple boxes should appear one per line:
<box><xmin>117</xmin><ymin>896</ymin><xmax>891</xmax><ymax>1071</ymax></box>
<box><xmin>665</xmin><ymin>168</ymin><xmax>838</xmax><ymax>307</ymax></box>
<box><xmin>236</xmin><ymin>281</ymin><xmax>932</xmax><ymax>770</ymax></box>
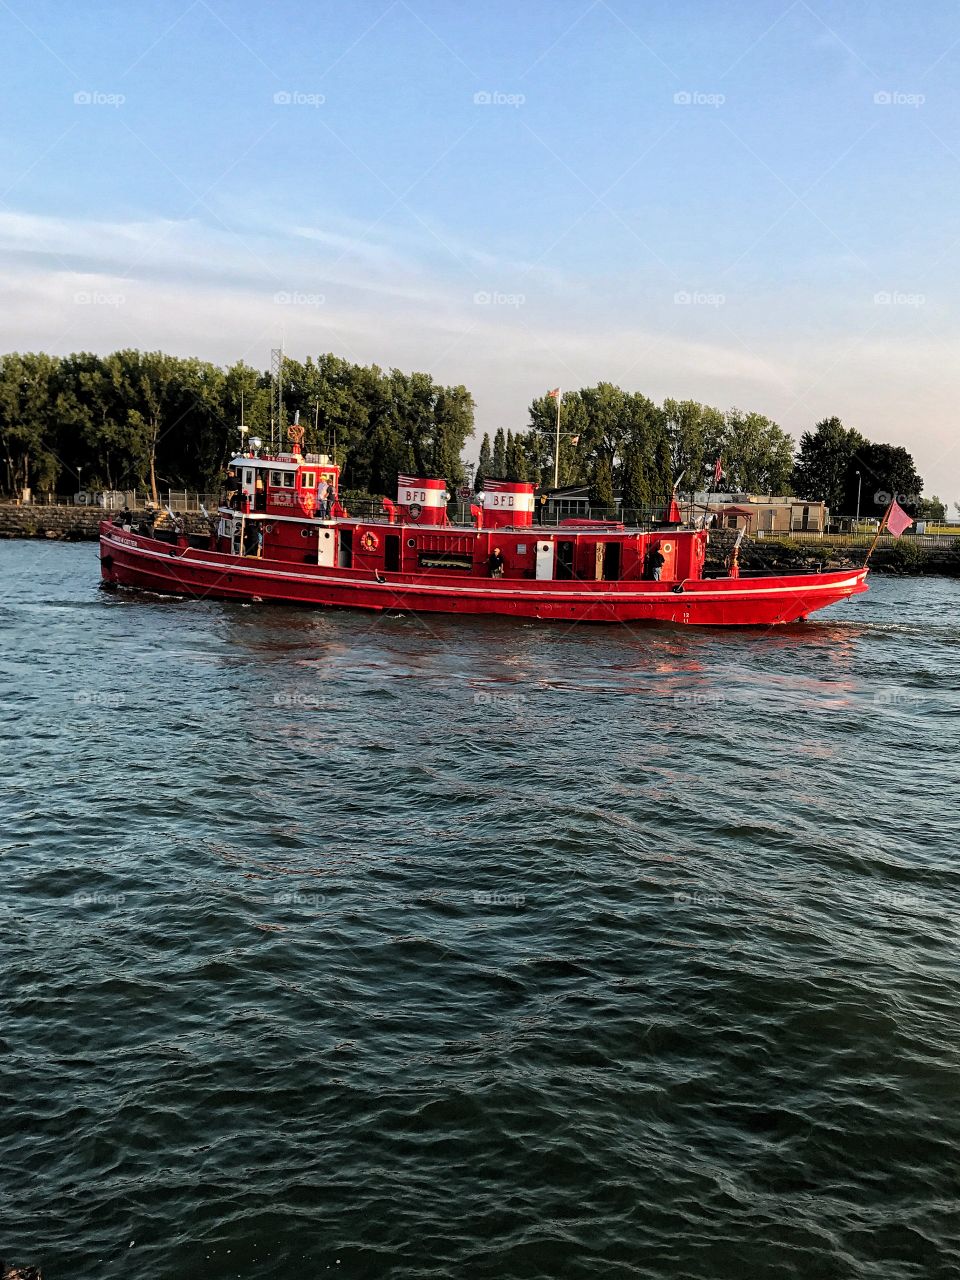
<box><xmin>547</xmin><ymin>387</ymin><xmax>560</xmax><ymax>399</ymax></box>
<box><xmin>713</xmin><ymin>457</ymin><xmax>723</xmax><ymax>486</ymax></box>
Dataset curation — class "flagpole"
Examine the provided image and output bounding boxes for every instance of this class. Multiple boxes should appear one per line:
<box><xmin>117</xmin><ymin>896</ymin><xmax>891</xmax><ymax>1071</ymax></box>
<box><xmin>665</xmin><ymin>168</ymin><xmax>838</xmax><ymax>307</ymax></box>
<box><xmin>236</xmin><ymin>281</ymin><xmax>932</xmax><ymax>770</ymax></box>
<box><xmin>553</xmin><ymin>389</ymin><xmax>561</xmax><ymax>490</ymax></box>
<box><xmin>863</xmin><ymin>501</ymin><xmax>892</xmax><ymax>567</ymax></box>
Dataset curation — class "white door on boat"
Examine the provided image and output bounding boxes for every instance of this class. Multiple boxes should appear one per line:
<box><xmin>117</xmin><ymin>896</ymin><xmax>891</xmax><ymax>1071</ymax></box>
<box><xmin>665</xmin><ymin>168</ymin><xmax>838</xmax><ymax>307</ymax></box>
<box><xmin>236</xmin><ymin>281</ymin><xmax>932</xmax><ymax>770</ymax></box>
<box><xmin>535</xmin><ymin>540</ymin><xmax>554</xmax><ymax>580</ymax></box>
<box><xmin>317</xmin><ymin>528</ymin><xmax>336</xmax><ymax>567</ymax></box>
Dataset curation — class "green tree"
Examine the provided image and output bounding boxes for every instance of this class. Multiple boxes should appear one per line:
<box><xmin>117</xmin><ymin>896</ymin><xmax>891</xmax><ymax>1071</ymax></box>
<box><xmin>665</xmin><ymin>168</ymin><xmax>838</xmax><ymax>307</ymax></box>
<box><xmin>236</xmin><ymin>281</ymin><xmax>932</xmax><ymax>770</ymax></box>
<box><xmin>505</xmin><ymin>432</ymin><xmax>529</xmax><ymax>482</ymax></box>
<box><xmin>589</xmin><ymin>454</ymin><xmax>615</xmax><ymax>510</ymax></box>
<box><xmin>492</xmin><ymin>428</ymin><xmax>507</xmax><ymax>476</ymax></box>
<box><xmin>663</xmin><ymin>398</ymin><xmax>726</xmax><ymax>493</ymax></box>
<box><xmin>0</xmin><ymin>352</ymin><xmax>60</xmax><ymax>496</ymax></box>
<box><xmin>620</xmin><ymin>443</ymin><xmax>649</xmax><ymax>512</ymax></box>
<box><xmin>854</xmin><ymin>441</ymin><xmax>923</xmax><ymax>517</ymax></box>
<box><xmin>791</xmin><ymin>417</ymin><xmax>864</xmax><ymax>512</ymax></box>
<box><xmin>917</xmin><ymin>495</ymin><xmax>946</xmax><ymax>521</ymax></box>
<box><xmin>723</xmin><ymin>409</ymin><xmax>794</xmax><ymax>494</ymax></box>
<box><xmin>475</xmin><ymin>432</ymin><xmax>491</xmax><ymax>492</ymax></box>
<box><xmin>527</xmin><ymin>391</ymin><xmax>587</xmax><ymax>488</ymax></box>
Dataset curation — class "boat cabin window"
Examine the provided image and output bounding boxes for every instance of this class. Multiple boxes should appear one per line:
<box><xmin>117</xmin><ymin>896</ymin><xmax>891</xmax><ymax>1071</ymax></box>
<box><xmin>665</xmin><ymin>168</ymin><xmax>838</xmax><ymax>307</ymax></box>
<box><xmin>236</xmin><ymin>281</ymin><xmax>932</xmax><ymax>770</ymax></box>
<box><xmin>243</xmin><ymin>469</ymin><xmax>254</xmax><ymax>485</ymax></box>
<box><xmin>269</xmin><ymin>470</ymin><xmax>283</xmax><ymax>487</ymax></box>
<box><xmin>300</xmin><ymin>471</ymin><xmax>316</xmax><ymax>489</ymax></box>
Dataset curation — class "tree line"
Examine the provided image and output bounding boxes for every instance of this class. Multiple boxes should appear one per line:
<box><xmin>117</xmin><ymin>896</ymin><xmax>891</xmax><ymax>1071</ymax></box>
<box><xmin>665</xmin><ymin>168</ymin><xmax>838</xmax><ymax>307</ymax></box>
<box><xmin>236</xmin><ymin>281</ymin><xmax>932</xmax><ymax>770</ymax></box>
<box><xmin>0</xmin><ymin>350</ymin><xmax>472</xmax><ymax>501</ymax></box>
<box><xmin>475</xmin><ymin>386</ymin><xmax>938</xmax><ymax>520</ymax></box>
<box><xmin>0</xmin><ymin>350</ymin><xmax>940</xmax><ymax>520</ymax></box>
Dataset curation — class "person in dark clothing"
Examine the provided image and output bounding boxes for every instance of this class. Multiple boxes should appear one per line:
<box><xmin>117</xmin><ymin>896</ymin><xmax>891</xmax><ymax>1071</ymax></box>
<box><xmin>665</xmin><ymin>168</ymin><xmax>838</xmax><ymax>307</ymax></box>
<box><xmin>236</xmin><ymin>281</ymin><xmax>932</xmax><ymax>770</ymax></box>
<box><xmin>488</xmin><ymin>546</ymin><xmax>505</xmax><ymax>577</ymax></box>
<box><xmin>225</xmin><ymin>469</ymin><xmax>242</xmax><ymax>510</ymax></box>
<box><xmin>646</xmin><ymin>543</ymin><xmax>666</xmax><ymax>581</ymax></box>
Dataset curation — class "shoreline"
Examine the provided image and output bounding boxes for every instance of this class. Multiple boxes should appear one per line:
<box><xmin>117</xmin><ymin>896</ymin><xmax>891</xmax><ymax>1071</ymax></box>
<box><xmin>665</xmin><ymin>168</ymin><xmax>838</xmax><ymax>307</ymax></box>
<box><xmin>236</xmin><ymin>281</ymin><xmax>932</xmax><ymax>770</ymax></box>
<box><xmin>1</xmin><ymin>504</ymin><xmax>957</xmax><ymax>577</ymax></box>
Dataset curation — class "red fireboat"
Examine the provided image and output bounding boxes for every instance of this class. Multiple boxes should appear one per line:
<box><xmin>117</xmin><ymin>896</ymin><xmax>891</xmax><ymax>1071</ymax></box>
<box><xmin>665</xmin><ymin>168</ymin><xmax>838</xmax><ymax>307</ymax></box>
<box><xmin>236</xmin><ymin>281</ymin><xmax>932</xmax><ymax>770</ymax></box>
<box><xmin>99</xmin><ymin>432</ymin><xmax>868</xmax><ymax>626</ymax></box>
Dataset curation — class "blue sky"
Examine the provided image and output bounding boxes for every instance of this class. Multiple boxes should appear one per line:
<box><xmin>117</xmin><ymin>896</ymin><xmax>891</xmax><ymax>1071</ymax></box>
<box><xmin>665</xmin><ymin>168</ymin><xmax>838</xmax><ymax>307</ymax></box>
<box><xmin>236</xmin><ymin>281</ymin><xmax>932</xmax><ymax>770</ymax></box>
<box><xmin>2</xmin><ymin>0</ymin><xmax>959</xmax><ymax>504</ymax></box>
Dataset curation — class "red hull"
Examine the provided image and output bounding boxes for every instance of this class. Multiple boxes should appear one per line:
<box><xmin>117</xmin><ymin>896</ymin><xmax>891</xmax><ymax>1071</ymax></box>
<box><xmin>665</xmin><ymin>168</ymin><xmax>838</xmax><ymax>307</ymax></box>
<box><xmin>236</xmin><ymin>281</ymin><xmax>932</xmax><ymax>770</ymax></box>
<box><xmin>99</xmin><ymin>524</ymin><xmax>869</xmax><ymax>626</ymax></box>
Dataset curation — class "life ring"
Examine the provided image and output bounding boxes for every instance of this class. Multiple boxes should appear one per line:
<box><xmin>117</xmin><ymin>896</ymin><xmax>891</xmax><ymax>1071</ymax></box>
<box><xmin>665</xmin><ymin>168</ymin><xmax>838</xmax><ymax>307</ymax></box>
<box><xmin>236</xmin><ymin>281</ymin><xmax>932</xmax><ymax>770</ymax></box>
<box><xmin>661</xmin><ymin>541</ymin><xmax>673</xmax><ymax>554</ymax></box>
<box><xmin>361</xmin><ymin>530</ymin><xmax>379</xmax><ymax>553</ymax></box>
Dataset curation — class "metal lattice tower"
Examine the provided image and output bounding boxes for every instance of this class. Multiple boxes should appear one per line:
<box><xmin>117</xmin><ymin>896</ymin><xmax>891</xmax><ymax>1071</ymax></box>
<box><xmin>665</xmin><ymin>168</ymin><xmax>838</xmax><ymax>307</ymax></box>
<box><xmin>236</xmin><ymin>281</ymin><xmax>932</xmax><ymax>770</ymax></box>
<box><xmin>270</xmin><ymin>345</ymin><xmax>285</xmax><ymax>452</ymax></box>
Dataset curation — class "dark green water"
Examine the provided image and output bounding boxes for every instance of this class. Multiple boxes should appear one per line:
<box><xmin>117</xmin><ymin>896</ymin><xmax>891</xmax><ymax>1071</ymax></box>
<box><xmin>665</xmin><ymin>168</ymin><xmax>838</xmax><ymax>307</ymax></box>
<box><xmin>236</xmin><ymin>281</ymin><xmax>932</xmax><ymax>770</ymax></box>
<box><xmin>2</xmin><ymin>540</ymin><xmax>958</xmax><ymax>1280</ymax></box>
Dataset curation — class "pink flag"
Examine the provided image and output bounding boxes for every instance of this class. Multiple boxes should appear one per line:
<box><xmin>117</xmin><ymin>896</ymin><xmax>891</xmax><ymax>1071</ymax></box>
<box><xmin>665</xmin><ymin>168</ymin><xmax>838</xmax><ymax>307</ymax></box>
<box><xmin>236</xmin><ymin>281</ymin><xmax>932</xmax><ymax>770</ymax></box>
<box><xmin>885</xmin><ymin>500</ymin><xmax>913</xmax><ymax>538</ymax></box>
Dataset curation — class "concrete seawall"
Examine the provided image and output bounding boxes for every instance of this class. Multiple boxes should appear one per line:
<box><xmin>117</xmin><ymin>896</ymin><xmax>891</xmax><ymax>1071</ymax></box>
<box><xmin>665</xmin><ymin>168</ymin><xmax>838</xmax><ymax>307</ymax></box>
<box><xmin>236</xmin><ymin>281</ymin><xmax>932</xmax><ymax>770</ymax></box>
<box><xmin>0</xmin><ymin>504</ymin><xmax>208</xmax><ymax>540</ymax></box>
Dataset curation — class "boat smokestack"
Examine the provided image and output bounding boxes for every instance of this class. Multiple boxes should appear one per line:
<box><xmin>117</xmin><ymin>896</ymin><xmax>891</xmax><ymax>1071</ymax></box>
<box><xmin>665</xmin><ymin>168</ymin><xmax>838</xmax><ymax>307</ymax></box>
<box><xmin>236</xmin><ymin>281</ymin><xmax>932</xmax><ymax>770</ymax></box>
<box><xmin>481</xmin><ymin>480</ymin><xmax>535</xmax><ymax>529</ymax></box>
<box><xmin>396</xmin><ymin>475</ymin><xmax>449</xmax><ymax>526</ymax></box>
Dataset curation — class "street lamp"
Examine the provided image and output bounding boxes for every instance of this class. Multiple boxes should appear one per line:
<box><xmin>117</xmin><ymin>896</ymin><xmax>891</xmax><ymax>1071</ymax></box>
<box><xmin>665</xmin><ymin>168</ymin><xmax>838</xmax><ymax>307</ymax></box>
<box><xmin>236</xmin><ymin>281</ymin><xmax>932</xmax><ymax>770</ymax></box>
<box><xmin>854</xmin><ymin>470</ymin><xmax>862</xmax><ymax>527</ymax></box>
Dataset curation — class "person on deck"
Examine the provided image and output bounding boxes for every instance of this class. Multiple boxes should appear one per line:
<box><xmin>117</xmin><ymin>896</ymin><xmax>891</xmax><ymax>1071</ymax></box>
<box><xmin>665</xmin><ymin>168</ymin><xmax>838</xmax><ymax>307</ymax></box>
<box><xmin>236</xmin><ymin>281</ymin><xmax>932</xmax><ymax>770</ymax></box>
<box><xmin>225</xmin><ymin>468</ymin><xmax>241</xmax><ymax>510</ymax></box>
<box><xmin>646</xmin><ymin>543</ymin><xmax>666</xmax><ymax>581</ymax></box>
<box><xmin>488</xmin><ymin>546</ymin><xmax>505</xmax><ymax>577</ymax></box>
<box><xmin>317</xmin><ymin>478</ymin><xmax>330</xmax><ymax>518</ymax></box>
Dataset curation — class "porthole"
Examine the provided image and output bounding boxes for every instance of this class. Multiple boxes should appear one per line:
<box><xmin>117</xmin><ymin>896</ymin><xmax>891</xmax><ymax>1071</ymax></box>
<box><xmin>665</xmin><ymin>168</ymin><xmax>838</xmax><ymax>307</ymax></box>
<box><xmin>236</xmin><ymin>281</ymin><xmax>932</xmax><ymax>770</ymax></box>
<box><xmin>300</xmin><ymin>528</ymin><xmax>314</xmax><ymax>538</ymax></box>
<box><xmin>406</xmin><ymin>537</ymin><xmax>416</xmax><ymax>548</ymax></box>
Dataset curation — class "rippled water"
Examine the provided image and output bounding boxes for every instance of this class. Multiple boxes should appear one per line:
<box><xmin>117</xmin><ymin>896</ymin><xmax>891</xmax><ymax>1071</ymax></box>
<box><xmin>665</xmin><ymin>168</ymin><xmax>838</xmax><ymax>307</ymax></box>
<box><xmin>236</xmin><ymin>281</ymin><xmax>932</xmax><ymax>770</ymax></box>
<box><xmin>2</xmin><ymin>540</ymin><xmax>958</xmax><ymax>1279</ymax></box>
